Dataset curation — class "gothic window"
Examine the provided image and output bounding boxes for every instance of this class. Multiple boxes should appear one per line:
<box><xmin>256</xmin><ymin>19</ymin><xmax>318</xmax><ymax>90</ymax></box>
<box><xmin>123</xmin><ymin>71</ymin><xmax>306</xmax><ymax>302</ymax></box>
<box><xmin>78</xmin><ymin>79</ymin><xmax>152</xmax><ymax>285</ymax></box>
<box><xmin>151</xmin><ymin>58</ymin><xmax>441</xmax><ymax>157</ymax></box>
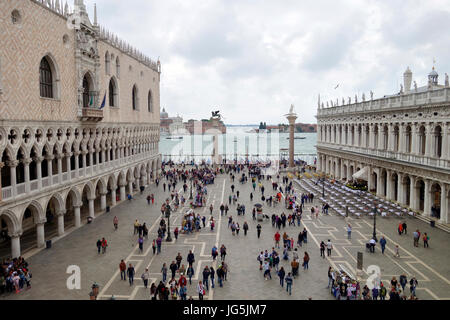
<box><xmin>132</xmin><ymin>85</ymin><xmax>139</xmax><ymax>110</ymax></box>
<box><xmin>82</xmin><ymin>74</ymin><xmax>93</xmax><ymax>108</ymax></box>
<box><xmin>148</xmin><ymin>90</ymin><xmax>153</xmax><ymax>113</ymax></box>
<box><xmin>40</xmin><ymin>57</ymin><xmax>53</xmax><ymax>98</ymax></box>
<box><xmin>109</xmin><ymin>78</ymin><xmax>117</xmax><ymax>107</ymax></box>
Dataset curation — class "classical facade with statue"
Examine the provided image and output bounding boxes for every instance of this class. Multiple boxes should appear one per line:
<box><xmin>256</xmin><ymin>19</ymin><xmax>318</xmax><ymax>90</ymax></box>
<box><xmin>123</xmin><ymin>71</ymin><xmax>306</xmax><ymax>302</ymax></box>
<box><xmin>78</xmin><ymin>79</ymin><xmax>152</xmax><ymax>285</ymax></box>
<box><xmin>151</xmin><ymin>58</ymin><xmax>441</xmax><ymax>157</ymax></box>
<box><xmin>0</xmin><ymin>0</ymin><xmax>161</xmax><ymax>258</ymax></box>
<box><xmin>316</xmin><ymin>66</ymin><xmax>449</xmax><ymax>227</ymax></box>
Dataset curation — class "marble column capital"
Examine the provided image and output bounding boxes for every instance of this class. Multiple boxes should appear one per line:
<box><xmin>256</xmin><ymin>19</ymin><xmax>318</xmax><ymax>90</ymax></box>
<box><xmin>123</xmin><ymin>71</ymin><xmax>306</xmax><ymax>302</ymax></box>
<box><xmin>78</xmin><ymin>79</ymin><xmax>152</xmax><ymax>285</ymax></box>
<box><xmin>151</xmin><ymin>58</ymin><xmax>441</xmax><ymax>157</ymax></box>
<box><xmin>7</xmin><ymin>160</ymin><xmax>19</xmax><ymax>167</ymax></box>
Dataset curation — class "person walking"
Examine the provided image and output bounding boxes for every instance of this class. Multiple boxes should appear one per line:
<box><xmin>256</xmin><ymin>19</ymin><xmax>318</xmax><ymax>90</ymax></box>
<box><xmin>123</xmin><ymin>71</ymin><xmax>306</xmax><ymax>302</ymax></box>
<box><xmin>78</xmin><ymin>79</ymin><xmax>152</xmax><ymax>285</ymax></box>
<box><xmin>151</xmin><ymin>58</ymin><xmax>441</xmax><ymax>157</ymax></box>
<box><xmin>170</xmin><ymin>261</ymin><xmax>178</xmax><ymax>279</ymax></box>
<box><xmin>243</xmin><ymin>221</ymin><xmax>249</xmax><ymax>236</ymax></box>
<box><xmin>210</xmin><ymin>266</ymin><xmax>215</xmax><ymax>289</ymax></box>
<box><xmin>156</xmin><ymin>236</ymin><xmax>162</xmax><ymax>254</ymax></box>
<box><xmin>320</xmin><ymin>241</ymin><xmax>325</xmax><ymax>258</ymax></box>
<box><xmin>220</xmin><ymin>245</ymin><xmax>227</xmax><ymax>261</ymax></box>
<box><xmin>113</xmin><ymin>216</ymin><xmax>118</xmax><ymax>230</ymax></box>
<box><xmin>257</xmin><ymin>224</ymin><xmax>262</xmax><ymax>239</ymax></box>
<box><xmin>138</xmin><ymin>236</ymin><xmax>144</xmax><ymax>253</ymax></box>
<box><xmin>303</xmin><ymin>252</ymin><xmax>310</xmax><ymax>270</ymax></box>
<box><xmin>285</xmin><ymin>272</ymin><xmax>293</xmax><ymax>295</ymax></box>
<box><xmin>326</xmin><ymin>239</ymin><xmax>333</xmax><ymax>256</ymax></box>
<box><xmin>119</xmin><ymin>260</ymin><xmax>127</xmax><ymax>281</ymax></box>
<box><xmin>101</xmin><ymin>238</ymin><xmax>107</xmax><ymax>254</ymax></box>
<box><xmin>399</xmin><ymin>274</ymin><xmax>408</xmax><ymax>293</ymax></box>
<box><xmin>402</xmin><ymin>221</ymin><xmax>407</xmax><ymax>235</ymax></box>
<box><xmin>161</xmin><ymin>263</ymin><xmax>168</xmax><ymax>283</ymax></box>
<box><xmin>413</xmin><ymin>230</ymin><xmax>419</xmax><ymax>247</ymax></box>
<box><xmin>327</xmin><ymin>267</ymin><xmax>334</xmax><ymax>288</ymax></box>
<box><xmin>197</xmin><ymin>281</ymin><xmax>205</xmax><ymax>300</ymax></box>
<box><xmin>187</xmin><ymin>265</ymin><xmax>194</xmax><ymax>285</ymax></box>
<box><xmin>96</xmin><ymin>239</ymin><xmax>102</xmax><ymax>254</ymax></box>
<box><xmin>274</xmin><ymin>231</ymin><xmax>281</xmax><ymax>248</ymax></box>
<box><xmin>127</xmin><ymin>264</ymin><xmax>135</xmax><ymax>286</ymax></box>
<box><xmin>379</xmin><ymin>236</ymin><xmax>387</xmax><ymax>254</ymax></box>
<box><xmin>209</xmin><ymin>204</ymin><xmax>214</xmax><ymax>215</ymax></box>
<box><xmin>423</xmin><ymin>233</ymin><xmax>429</xmax><ymax>248</ymax></box>
<box><xmin>202</xmin><ymin>266</ymin><xmax>211</xmax><ymax>291</ymax></box>
<box><xmin>187</xmin><ymin>250</ymin><xmax>195</xmax><ymax>267</ymax></box>
<box><xmin>278</xmin><ymin>267</ymin><xmax>285</xmax><ymax>287</ymax></box>
<box><xmin>409</xmin><ymin>277</ymin><xmax>418</xmax><ymax>297</ymax></box>
<box><xmin>263</xmin><ymin>261</ymin><xmax>272</xmax><ymax>280</ymax></box>
<box><xmin>141</xmin><ymin>268</ymin><xmax>149</xmax><ymax>289</ymax></box>
<box><xmin>347</xmin><ymin>224</ymin><xmax>352</xmax><ymax>240</ymax></box>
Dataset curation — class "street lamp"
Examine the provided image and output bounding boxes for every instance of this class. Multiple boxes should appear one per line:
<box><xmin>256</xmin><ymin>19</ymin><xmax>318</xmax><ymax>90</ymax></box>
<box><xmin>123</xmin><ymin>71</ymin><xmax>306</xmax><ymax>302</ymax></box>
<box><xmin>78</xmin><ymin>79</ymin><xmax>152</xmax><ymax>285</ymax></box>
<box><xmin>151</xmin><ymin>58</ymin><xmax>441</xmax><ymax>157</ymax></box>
<box><xmin>165</xmin><ymin>199</ymin><xmax>172</xmax><ymax>242</ymax></box>
<box><xmin>372</xmin><ymin>201</ymin><xmax>378</xmax><ymax>242</ymax></box>
<box><xmin>189</xmin><ymin>176</ymin><xmax>193</xmax><ymax>200</ymax></box>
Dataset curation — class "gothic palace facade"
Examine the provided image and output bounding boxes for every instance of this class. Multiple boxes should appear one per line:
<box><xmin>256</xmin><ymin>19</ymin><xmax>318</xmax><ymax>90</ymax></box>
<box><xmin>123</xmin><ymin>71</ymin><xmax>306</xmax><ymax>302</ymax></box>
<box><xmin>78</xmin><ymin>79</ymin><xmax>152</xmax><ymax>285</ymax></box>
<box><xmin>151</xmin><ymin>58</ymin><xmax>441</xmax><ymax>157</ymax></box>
<box><xmin>316</xmin><ymin>67</ymin><xmax>449</xmax><ymax>227</ymax></box>
<box><xmin>0</xmin><ymin>0</ymin><xmax>161</xmax><ymax>258</ymax></box>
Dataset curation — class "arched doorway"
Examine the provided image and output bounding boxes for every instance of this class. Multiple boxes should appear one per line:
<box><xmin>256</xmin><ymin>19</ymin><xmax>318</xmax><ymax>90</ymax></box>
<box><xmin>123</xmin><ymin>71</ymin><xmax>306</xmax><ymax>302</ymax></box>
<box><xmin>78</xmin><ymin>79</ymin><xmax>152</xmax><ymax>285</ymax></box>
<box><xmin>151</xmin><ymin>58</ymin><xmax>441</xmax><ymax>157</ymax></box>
<box><xmin>80</xmin><ymin>183</ymin><xmax>94</xmax><ymax>221</ymax></box>
<box><xmin>430</xmin><ymin>183</ymin><xmax>441</xmax><ymax>219</ymax></box>
<box><xmin>403</xmin><ymin>176</ymin><xmax>411</xmax><ymax>206</ymax></box>
<box><xmin>44</xmin><ymin>195</ymin><xmax>63</xmax><ymax>238</ymax></box>
<box><xmin>65</xmin><ymin>189</ymin><xmax>79</xmax><ymax>229</ymax></box>
<box><xmin>392</xmin><ymin>173</ymin><xmax>399</xmax><ymax>201</ymax></box>
<box><xmin>416</xmin><ymin>180</ymin><xmax>425</xmax><ymax>211</ymax></box>
<box><xmin>0</xmin><ymin>212</ymin><xmax>19</xmax><ymax>259</ymax></box>
<box><xmin>82</xmin><ymin>73</ymin><xmax>94</xmax><ymax>108</ymax></box>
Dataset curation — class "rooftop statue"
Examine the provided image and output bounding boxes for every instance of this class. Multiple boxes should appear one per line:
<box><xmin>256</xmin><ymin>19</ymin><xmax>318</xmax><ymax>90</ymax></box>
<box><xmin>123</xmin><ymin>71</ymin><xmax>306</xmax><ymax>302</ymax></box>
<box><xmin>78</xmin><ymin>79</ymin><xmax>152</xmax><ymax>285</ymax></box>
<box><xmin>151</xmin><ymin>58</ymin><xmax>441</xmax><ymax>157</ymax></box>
<box><xmin>370</xmin><ymin>90</ymin><xmax>373</xmax><ymax>100</ymax></box>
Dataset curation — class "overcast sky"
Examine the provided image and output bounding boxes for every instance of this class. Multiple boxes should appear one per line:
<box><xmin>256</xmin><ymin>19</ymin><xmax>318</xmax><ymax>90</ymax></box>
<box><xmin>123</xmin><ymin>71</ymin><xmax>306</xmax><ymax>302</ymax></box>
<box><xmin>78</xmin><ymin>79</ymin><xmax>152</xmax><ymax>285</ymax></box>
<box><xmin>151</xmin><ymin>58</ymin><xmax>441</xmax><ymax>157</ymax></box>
<box><xmin>89</xmin><ymin>0</ymin><xmax>450</xmax><ymax>125</ymax></box>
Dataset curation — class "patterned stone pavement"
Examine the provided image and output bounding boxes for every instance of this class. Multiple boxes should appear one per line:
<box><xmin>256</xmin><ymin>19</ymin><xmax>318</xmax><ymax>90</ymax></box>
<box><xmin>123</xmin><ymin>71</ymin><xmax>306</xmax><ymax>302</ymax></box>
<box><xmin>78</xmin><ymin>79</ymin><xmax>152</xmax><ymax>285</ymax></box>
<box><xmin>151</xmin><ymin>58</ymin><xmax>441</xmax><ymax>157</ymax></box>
<box><xmin>2</xmin><ymin>167</ymin><xmax>450</xmax><ymax>300</ymax></box>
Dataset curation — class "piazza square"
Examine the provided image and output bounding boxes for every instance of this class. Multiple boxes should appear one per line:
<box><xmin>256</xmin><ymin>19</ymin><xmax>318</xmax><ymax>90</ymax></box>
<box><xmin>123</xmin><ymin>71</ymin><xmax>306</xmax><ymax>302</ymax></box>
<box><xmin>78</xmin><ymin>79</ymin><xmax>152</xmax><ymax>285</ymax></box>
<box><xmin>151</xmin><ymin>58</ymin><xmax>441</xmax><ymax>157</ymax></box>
<box><xmin>0</xmin><ymin>0</ymin><xmax>449</xmax><ymax>304</ymax></box>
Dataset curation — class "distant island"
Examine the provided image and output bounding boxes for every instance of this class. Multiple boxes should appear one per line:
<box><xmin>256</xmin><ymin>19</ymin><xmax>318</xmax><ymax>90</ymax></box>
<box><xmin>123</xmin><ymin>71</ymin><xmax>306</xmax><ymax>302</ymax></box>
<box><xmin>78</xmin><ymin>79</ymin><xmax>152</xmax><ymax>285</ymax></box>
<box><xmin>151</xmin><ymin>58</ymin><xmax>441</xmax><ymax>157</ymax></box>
<box><xmin>226</xmin><ymin>122</ymin><xmax>317</xmax><ymax>133</ymax></box>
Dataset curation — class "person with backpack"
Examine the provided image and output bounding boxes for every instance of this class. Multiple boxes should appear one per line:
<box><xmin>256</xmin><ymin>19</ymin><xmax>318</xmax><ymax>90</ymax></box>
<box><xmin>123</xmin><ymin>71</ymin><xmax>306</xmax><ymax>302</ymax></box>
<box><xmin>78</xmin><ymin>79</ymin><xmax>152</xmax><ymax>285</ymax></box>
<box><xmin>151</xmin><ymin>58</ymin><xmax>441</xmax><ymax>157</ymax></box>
<box><xmin>212</xmin><ymin>246</ymin><xmax>218</xmax><ymax>260</ymax></box>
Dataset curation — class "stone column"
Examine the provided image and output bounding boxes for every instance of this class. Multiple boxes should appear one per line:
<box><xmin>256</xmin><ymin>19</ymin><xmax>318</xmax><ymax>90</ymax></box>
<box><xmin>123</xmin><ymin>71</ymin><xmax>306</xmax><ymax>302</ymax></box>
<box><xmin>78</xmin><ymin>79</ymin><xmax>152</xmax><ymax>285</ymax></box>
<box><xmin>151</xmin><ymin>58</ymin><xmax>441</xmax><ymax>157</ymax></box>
<box><xmin>440</xmin><ymin>184</ymin><xmax>448</xmax><ymax>224</ymax></box>
<box><xmin>376</xmin><ymin>169</ymin><xmax>383</xmax><ymax>197</ymax></box>
<box><xmin>368</xmin><ymin>166</ymin><xmax>374</xmax><ymax>192</ymax></box>
<box><xmin>100</xmin><ymin>192</ymin><xmax>107</xmax><ymax>211</ymax></box>
<box><xmin>331</xmin><ymin>126</ymin><xmax>335</xmax><ymax>144</ymax></box>
<box><xmin>57</xmin><ymin>153</ymin><xmax>63</xmax><ymax>183</ymax></box>
<box><xmin>387</xmin><ymin>124</ymin><xmax>394</xmax><ymax>151</ymax></box>
<box><xmin>89</xmin><ymin>151</ymin><xmax>94</xmax><ymax>174</ymax></box>
<box><xmin>286</xmin><ymin>109</ymin><xmax>297</xmax><ymax>169</ymax></box>
<box><xmin>74</xmin><ymin>205</ymin><xmax>81</xmax><ymax>227</ymax></box>
<box><xmin>57</xmin><ymin>210</ymin><xmax>65</xmax><ymax>236</ymax></box>
<box><xmin>398</xmin><ymin>124</ymin><xmax>405</xmax><ymax>153</ymax></box>
<box><xmin>410</xmin><ymin>176</ymin><xmax>417</xmax><ymax>210</ymax></box>
<box><xmin>411</xmin><ymin>124</ymin><xmax>419</xmax><ymax>154</ymax></box>
<box><xmin>423</xmin><ymin>179</ymin><xmax>431</xmax><ymax>216</ymax></box>
<box><xmin>74</xmin><ymin>151</ymin><xmax>80</xmax><ymax>178</ymax></box>
<box><xmin>386</xmin><ymin>170</ymin><xmax>393</xmax><ymax>200</ymax></box>
<box><xmin>10</xmin><ymin>232</ymin><xmax>21</xmax><ymax>259</ymax></box>
<box><xmin>442</xmin><ymin>123</ymin><xmax>448</xmax><ymax>159</ymax></box>
<box><xmin>120</xmin><ymin>184</ymin><xmax>126</xmax><ymax>201</ymax></box>
<box><xmin>8</xmin><ymin>160</ymin><xmax>18</xmax><ymax>197</ymax></box>
<box><xmin>88</xmin><ymin>197</ymin><xmax>95</xmax><ymax>218</ymax></box>
<box><xmin>398</xmin><ymin>173</ymin><xmax>404</xmax><ymax>205</ymax></box>
<box><xmin>36</xmin><ymin>222</ymin><xmax>45</xmax><ymax>248</ymax></box>
<box><xmin>95</xmin><ymin>152</ymin><xmax>99</xmax><ymax>171</ymax></box>
<box><xmin>128</xmin><ymin>180</ymin><xmax>133</xmax><ymax>195</ymax></box>
<box><xmin>111</xmin><ymin>189</ymin><xmax>117</xmax><ymax>206</ymax></box>
<box><xmin>23</xmin><ymin>158</ymin><xmax>31</xmax><ymax>193</ymax></box>
<box><xmin>35</xmin><ymin>156</ymin><xmax>43</xmax><ymax>190</ymax></box>
<box><xmin>65</xmin><ymin>152</ymin><xmax>72</xmax><ymax>180</ymax></box>
<box><xmin>46</xmin><ymin>155</ymin><xmax>53</xmax><ymax>183</ymax></box>
<box><xmin>81</xmin><ymin>151</ymin><xmax>87</xmax><ymax>177</ymax></box>
<box><xmin>346</xmin><ymin>163</ymin><xmax>352</xmax><ymax>181</ymax></box>
<box><xmin>369</xmin><ymin>124</ymin><xmax>375</xmax><ymax>149</ymax></box>
<box><xmin>0</xmin><ymin>162</ymin><xmax>4</xmax><ymax>201</ymax></box>
<box><xmin>425</xmin><ymin>124</ymin><xmax>433</xmax><ymax>157</ymax></box>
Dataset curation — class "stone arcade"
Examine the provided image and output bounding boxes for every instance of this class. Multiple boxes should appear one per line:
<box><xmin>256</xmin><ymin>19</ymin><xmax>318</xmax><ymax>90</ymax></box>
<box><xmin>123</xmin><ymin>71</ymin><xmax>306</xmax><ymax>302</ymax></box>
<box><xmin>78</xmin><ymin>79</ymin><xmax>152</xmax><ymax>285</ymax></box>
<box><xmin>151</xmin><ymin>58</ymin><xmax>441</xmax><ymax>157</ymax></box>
<box><xmin>316</xmin><ymin>66</ymin><xmax>450</xmax><ymax>227</ymax></box>
<box><xmin>0</xmin><ymin>0</ymin><xmax>161</xmax><ymax>258</ymax></box>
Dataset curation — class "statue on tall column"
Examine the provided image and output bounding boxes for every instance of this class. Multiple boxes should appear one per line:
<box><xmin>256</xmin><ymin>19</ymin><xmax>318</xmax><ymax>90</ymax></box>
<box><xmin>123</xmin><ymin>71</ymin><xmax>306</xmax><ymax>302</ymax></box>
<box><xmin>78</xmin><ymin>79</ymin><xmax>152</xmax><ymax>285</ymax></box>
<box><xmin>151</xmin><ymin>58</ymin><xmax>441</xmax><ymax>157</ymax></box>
<box><xmin>289</xmin><ymin>104</ymin><xmax>295</xmax><ymax>114</ymax></box>
<box><xmin>445</xmin><ymin>73</ymin><xmax>449</xmax><ymax>87</ymax></box>
<box><xmin>414</xmin><ymin>81</ymin><xmax>418</xmax><ymax>92</ymax></box>
<box><xmin>370</xmin><ymin>91</ymin><xmax>373</xmax><ymax>100</ymax></box>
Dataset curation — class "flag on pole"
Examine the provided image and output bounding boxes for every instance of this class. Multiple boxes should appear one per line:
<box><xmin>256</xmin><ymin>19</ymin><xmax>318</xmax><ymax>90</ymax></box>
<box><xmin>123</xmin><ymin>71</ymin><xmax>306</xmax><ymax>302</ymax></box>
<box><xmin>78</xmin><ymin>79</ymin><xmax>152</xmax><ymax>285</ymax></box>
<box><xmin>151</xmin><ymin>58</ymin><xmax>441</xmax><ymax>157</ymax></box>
<box><xmin>99</xmin><ymin>92</ymin><xmax>106</xmax><ymax>109</ymax></box>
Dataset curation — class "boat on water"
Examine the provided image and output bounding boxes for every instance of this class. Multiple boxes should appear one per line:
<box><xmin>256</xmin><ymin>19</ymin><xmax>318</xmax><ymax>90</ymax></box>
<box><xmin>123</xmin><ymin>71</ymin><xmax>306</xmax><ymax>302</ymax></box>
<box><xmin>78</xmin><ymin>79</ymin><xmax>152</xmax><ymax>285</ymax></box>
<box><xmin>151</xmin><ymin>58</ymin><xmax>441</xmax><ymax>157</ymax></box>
<box><xmin>166</xmin><ymin>136</ymin><xmax>183</xmax><ymax>140</ymax></box>
<box><xmin>287</xmin><ymin>137</ymin><xmax>306</xmax><ymax>139</ymax></box>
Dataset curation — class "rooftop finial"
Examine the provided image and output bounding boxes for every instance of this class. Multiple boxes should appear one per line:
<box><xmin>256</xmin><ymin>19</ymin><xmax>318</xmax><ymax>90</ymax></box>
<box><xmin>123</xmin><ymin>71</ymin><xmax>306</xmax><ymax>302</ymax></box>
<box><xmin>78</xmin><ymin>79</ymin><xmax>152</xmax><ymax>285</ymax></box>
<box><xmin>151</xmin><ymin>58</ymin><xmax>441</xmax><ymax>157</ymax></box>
<box><xmin>94</xmin><ymin>3</ymin><xmax>97</xmax><ymax>26</ymax></box>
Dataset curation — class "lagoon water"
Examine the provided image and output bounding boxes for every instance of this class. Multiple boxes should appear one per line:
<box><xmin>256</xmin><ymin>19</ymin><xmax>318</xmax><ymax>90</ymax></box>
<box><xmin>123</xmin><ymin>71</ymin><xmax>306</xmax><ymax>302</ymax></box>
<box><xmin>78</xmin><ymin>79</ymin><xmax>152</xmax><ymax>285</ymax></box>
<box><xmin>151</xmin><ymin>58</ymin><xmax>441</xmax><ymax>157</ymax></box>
<box><xmin>159</xmin><ymin>126</ymin><xmax>317</xmax><ymax>164</ymax></box>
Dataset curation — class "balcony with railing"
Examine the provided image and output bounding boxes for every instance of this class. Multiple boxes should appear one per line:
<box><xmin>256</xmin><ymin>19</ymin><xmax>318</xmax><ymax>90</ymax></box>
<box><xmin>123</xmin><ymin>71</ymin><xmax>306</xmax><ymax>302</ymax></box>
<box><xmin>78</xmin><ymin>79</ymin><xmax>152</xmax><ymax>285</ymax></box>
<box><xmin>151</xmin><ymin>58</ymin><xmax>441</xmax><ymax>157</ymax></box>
<box><xmin>0</xmin><ymin>151</ymin><xmax>157</xmax><ymax>202</ymax></box>
<box><xmin>318</xmin><ymin>142</ymin><xmax>450</xmax><ymax>169</ymax></box>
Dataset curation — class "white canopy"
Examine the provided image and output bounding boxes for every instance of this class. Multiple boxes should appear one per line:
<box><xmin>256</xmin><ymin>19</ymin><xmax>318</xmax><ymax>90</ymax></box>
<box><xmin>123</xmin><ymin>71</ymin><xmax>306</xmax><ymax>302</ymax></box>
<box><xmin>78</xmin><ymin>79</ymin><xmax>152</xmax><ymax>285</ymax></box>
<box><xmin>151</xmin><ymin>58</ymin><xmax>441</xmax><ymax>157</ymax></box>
<box><xmin>352</xmin><ymin>166</ymin><xmax>369</xmax><ymax>181</ymax></box>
